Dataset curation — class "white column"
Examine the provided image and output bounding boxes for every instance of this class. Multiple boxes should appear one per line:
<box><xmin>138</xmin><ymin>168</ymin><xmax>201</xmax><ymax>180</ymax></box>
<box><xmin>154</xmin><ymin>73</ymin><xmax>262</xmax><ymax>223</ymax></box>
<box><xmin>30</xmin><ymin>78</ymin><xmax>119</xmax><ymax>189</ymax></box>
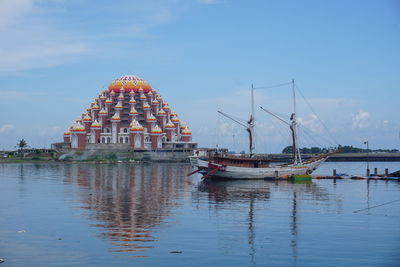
<box><xmin>112</xmin><ymin>123</ymin><xmax>117</xmax><ymax>143</ymax></box>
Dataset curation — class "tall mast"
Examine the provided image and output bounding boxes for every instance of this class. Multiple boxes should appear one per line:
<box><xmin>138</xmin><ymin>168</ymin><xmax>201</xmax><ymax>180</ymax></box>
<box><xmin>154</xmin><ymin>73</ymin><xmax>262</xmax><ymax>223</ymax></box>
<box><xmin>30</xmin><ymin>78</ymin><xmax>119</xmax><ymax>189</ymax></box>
<box><xmin>291</xmin><ymin>79</ymin><xmax>302</xmax><ymax>165</ymax></box>
<box><xmin>249</xmin><ymin>84</ymin><xmax>255</xmax><ymax>156</ymax></box>
<box><xmin>251</xmin><ymin>84</ymin><xmax>255</xmax><ymax>119</ymax></box>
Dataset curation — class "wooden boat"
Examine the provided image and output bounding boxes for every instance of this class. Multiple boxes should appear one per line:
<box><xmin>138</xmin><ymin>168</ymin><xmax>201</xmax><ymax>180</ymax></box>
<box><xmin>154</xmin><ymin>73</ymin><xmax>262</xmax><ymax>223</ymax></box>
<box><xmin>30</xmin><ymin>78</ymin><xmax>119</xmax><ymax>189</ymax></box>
<box><xmin>190</xmin><ymin>153</ymin><xmax>329</xmax><ymax>180</ymax></box>
<box><xmin>189</xmin><ymin>80</ymin><xmax>334</xmax><ymax>180</ymax></box>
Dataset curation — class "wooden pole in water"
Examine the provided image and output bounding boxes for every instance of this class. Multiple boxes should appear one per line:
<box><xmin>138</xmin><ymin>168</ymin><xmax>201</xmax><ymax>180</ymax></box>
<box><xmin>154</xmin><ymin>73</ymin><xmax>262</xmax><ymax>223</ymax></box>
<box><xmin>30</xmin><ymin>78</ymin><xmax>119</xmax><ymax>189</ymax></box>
<box><xmin>333</xmin><ymin>169</ymin><xmax>336</xmax><ymax>176</ymax></box>
<box><xmin>366</xmin><ymin>168</ymin><xmax>370</xmax><ymax>176</ymax></box>
<box><xmin>374</xmin><ymin>168</ymin><xmax>378</xmax><ymax>176</ymax></box>
<box><xmin>385</xmin><ymin>168</ymin><xmax>389</xmax><ymax>176</ymax></box>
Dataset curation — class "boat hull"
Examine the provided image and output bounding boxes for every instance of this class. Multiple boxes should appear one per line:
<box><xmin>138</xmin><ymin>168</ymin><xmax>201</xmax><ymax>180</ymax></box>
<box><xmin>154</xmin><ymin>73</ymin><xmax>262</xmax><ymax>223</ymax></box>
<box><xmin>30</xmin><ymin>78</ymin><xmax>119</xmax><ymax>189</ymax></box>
<box><xmin>192</xmin><ymin>157</ymin><xmax>326</xmax><ymax>180</ymax></box>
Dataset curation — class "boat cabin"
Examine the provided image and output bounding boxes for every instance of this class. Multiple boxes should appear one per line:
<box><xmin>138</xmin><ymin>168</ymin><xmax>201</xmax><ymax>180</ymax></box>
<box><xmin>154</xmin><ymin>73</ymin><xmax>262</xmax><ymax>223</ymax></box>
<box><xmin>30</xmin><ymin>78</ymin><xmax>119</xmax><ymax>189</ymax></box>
<box><xmin>210</xmin><ymin>154</ymin><xmax>271</xmax><ymax>168</ymax></box>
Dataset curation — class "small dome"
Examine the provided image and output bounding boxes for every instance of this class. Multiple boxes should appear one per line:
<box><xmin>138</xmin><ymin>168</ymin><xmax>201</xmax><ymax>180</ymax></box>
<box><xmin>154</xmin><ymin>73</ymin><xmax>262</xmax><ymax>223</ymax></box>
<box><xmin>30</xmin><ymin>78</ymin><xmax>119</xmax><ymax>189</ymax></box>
<box><xmin>181</xmin><ymin>127</ymin><xmax>192</xmax><ymax>135</ymax></box>
<box><xmin>130</xmin><ymin>120</ymin><xmax>144</xmax><ymax>131</ymax></box>
<box><xmin>129</xmin><ymin>106</ymin><xmax>138</xmax><ymax>115</ymax></box>
<box><xmin>64</xmin><ymin>130</ymin><xmax>71</xmax><ymax>135</ymax></box>
<box><xmin>140</xmin><ymin>94</ymin><xmax>146</xmax><ymax>100</ymax></box>
<box><xmin>165</xmin><ymin>120</ymin><xmax>175</xmax><ymax>129</ymax></box>
<box><xmin>83</xmin><ymin>114</ymin><xmax>91</xmax><ymax>121</ymax></box>
<box><xmin>129</xmin><ymin>97</ymin><xmax>136</xmax><ymax>104</ymax></box>
<box><xmin>92</xmin><ymin>102</ymin><xmax>100</xmax><ymax>110</ymax></box>
<box><xmin>152</xmin><ymin>99</ymin><xmax>159</xmax><ymax>104</ymax></box>
<box><xmin>110</xmin><ymin>90</ymin><xmax>116</xmax><ymax>96</ymax></box>
<box><xmin>147</xmin><ymin>113</ymin><xmax>156</xmax><ymax>121</ymax></box>
<box><xmin>143</xmin><ymin>102</ymin><xmax>150</xmax><ymax>109</ymax></box>
<box><xmin>98</xmin><ymin>108</ymin><xmax>107</xmax><ymax>115</ymax></box>
<box><xmin>91</xmin><ymin>120</ymin><xmax>101</xmax><ymax>128</ymax></box>
<box><xmin>73</xmin><ymin>122</ymin><xmax>85</xmax><ymax>132</ymax></box>
<box><xmin>151</xmin><ymin>124</ymin><xmax>162</xmax><ymax>134</ymax></box>
<box><xmin>108</xmin><ymin>75</ymin><xmax>152</xmax><ymax>93</ymax></box>
<box><xmin>158</xmin><ymin>109</ymin><xmax>166</xmax><ymax>115</ymax></box>
<box><xmin>105</xmin><ymin>98</ymin><xmax>112</xmax><ymax>104</ymax></box>
<box><xmin>115</xmin><ymin>101</ymin><xmax>123</xmax><ymax>109</ymax></box>
<box><xmin>118</xmin><ymin>93</ymin><xmax>125</xmax><ymax>100</ymax></box>
<box><xmin>171</xmin><ymin>115</ymin><xmax>180</xmax><ymax>123</ymax></box>
<box><xmin>111</xmin><ymin>112</ymin><xmax>121</xmax><ymax>121</ymax></box>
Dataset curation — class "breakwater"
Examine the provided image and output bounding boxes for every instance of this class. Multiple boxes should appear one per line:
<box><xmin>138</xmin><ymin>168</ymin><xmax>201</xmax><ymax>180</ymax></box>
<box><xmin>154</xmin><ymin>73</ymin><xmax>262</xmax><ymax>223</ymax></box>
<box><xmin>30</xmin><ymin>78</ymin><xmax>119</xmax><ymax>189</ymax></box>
<box><xmin>266</xmin><ymin>152</ymin><xmax>400</xmax><ymax>162</ymax></box>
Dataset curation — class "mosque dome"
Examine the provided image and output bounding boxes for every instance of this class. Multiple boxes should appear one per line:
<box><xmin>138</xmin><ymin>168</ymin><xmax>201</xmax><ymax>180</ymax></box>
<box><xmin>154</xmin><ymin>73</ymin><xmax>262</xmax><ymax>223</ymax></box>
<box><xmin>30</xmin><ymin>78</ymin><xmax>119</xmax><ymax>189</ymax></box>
<box><xmin>108</xmin><ymin>75</ymin><xmax>152</xmax><ymax>93</ymax></box>
<box><xmin>151</xmin><ymin>125</ymin><xmax>162</xmax><ymax>134</ymax></box>
<box><xmin>165</xmin><ymin>120</ymin><xmax>175</xmax><ymax>129</ymax></box>
<box><xmin>130</xmin><ymin>120</ymin><xmax>144</xmax><ymax>131</ymax></box>
<box><xmin>91</xmin><ymin>120</ymin><xmax>101</xmax><ymax>128</ymax></box>
<box><xmin>73</xmin><ymin>122</ymin><xmax>85</xmax><ymax>132</ymax></box>
<box><xmin>181</xmin><ymin>128</ymin><xmax>192</xmax><ymax>135</ymax></box>
<box><xmin>63</xmin><ymin>74</ymin><xmax>195</xmax><ymax>149</ymax></box>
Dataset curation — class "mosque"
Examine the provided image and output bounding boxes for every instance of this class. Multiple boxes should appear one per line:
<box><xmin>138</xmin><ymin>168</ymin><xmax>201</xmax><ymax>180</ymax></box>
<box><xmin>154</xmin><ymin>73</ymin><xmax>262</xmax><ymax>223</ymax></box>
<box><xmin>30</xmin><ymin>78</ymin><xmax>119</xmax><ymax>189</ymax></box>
<box><xmin>62</xmin><ymin>75</ymin><xmax>197</xmax><ymax>152</ymax></box>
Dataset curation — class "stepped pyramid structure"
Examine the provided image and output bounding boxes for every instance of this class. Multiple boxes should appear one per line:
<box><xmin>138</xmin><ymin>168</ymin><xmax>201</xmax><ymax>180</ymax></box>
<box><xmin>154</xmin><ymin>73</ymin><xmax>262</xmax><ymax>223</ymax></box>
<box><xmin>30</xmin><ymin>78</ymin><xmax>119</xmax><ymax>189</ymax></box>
<box><xmin>62</xmin><ymin>75</ymin><xmax>196</xmax><ymax>151</ymax></box>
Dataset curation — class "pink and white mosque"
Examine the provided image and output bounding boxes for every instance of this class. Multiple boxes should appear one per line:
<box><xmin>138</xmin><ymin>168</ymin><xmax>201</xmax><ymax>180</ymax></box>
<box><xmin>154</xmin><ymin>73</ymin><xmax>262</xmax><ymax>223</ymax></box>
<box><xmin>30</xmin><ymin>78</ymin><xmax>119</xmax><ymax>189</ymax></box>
<box><xmin>62</xmin><ymin>75</ymin><xmax>196</xmax><ymax>150</ymax></box>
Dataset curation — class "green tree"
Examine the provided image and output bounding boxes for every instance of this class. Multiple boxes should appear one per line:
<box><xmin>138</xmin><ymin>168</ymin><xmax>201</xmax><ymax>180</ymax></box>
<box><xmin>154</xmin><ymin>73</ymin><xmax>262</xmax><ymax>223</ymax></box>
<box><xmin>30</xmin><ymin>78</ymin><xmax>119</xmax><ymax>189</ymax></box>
<box><xmin>16</xmin><ymin>139</ymin><xmax>28</xmax><ymax>157</ymax></box>
<box><xmin>282</xmin><ymin>146</ymin><xmax>293</xmax><ymax>154</ymax></box>
<box><xmin>17</xmin><ymin>139</ymin><xmax>27</xmax><ymax>149</ymax></box>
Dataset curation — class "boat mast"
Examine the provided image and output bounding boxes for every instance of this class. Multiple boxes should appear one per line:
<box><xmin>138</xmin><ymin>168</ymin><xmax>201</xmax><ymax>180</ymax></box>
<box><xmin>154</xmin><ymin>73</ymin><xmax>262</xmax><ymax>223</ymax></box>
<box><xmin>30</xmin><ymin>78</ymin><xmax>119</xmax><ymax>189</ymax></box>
<box><xmin>248</xmin><ymin>84</ymin><xmax>255</xmax><ymax>157</ymax></box>
<box><xmin>291</xmin><ymin>79</ymin><xmax>302</xmax><ymax>165</ymax></box>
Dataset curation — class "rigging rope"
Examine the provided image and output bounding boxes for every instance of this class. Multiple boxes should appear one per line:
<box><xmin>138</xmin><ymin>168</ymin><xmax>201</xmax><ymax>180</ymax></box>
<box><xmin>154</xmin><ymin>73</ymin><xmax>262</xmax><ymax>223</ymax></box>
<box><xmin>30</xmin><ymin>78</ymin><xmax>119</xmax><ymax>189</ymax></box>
<box><xmin>295</xmin><ymin>84</ymin><xmax>339</xmax><ymax>146</ymax></box>
<box><xmin>253</xmin><ymin>81</ymin><xmax>292</xmax><ymax>90</ymax></box>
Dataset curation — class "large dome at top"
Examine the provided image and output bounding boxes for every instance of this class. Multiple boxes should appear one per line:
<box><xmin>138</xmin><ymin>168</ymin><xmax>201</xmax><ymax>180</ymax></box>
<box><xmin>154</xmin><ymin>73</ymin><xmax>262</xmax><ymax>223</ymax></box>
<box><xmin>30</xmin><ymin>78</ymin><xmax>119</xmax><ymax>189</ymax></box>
<box><xmin>108</xmin><ymin>75</ymin><xmax>152</xmax><ymax>93</ymax></box>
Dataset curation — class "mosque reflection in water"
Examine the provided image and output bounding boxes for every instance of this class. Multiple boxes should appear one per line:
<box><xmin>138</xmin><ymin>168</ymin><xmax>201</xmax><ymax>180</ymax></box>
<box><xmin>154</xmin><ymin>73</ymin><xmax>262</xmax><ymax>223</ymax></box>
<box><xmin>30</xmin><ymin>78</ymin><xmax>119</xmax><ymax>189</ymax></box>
<box><xmin>62</xmin><ymin>163</ymin><xmax>337</xmax><ymax>260</ymax></box>
<box><xmin>62</xmin><ymin>163</ymin><xmax>192</xmax><ymax>256</ymax></box>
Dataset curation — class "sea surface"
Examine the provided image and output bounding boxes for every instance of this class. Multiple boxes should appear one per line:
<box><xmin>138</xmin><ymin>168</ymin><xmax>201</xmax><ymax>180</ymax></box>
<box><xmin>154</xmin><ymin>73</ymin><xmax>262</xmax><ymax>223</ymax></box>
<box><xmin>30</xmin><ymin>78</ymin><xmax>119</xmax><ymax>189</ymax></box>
<box><xmin>0</xmin><ymin>161</ymin><xmax>399</xmax><ymax>266</ymax></box>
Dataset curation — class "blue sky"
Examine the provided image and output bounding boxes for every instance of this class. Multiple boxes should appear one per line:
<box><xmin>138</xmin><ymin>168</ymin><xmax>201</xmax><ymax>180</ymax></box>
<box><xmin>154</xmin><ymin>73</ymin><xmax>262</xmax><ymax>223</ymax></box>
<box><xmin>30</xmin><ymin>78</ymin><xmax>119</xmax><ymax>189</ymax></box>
<box><xmin>0</xmin><ymin>0</ymin><xmax>399</xmax><ymax>152</ymax></box>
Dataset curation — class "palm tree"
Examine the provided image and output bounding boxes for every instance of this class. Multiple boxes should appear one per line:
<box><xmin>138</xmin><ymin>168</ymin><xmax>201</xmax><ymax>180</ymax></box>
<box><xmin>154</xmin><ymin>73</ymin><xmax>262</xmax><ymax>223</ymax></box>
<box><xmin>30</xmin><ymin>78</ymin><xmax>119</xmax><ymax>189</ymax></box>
<box><xmin>17</xmin><ymin>139</ymin><xmax>28</xmax><ymax>157</ymax></box>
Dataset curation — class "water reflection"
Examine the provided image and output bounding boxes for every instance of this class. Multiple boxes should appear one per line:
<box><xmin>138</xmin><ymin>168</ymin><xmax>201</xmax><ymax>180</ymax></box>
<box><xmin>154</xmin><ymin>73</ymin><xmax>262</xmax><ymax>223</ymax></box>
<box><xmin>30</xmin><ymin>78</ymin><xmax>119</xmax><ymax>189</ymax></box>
<box><xmin>62</xmin><ymin>163</ymin><xmax>191</xmax><ymax>257</ymax></box>
<box><xmin>196</xmin><ymin>179</ymin><xmax>335</xmax><ymax>266</ymax></box>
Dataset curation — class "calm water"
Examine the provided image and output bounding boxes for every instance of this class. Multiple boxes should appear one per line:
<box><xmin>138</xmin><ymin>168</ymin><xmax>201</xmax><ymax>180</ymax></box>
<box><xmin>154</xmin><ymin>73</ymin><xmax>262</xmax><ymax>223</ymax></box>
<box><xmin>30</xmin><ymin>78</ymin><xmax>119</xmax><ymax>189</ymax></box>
<box><xmin>0</xmin><ymin>162</ymin><xmax>399</xmax><ymax>266</ymax></box>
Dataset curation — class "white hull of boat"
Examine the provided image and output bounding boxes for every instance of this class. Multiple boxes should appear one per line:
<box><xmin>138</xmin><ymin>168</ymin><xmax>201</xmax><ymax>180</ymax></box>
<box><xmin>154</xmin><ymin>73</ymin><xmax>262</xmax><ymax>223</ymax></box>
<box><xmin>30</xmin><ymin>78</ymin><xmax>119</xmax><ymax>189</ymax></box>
<box><xmin>191</xmin><ymin>157</ymin><xmax>327</xmax><ymax>179</ymax></box>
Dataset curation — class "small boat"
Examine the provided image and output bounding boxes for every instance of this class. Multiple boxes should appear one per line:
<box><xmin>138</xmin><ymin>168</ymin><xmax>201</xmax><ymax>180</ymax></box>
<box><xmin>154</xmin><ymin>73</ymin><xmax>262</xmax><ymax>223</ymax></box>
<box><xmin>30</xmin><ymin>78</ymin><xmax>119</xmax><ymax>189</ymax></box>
<box><xmin>189</xmin><ymin>80</ymin><xmax>335</xmax><ymax>180</ymax></box>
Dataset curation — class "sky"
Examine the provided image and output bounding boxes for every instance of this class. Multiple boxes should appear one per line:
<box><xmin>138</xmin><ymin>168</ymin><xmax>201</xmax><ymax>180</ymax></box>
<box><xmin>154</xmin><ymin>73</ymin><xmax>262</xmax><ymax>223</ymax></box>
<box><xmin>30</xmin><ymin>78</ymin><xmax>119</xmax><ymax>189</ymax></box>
<box><xmin>0</xmin><ymin>0</ymin><xmax>399</xmax><ymax>152</ymax></box>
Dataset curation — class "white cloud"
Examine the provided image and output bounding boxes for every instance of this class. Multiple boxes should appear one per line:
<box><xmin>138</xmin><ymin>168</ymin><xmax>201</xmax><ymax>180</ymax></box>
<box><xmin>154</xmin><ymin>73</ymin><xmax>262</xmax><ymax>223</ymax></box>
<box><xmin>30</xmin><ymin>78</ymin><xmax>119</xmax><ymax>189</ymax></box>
<box><xmin>298</xmin><ymin>114</ymin><xmax>323</xmax><ymax>133</ymax></box>
<box><xmin>0</xmin><ymin>0</ymin><xmax>88</xmax><ymax>73</ymax></box>
<box><xmin>352</xmin><ymin>110</ymin><xmax>370</xmax><ymax>129</ymax></box>
<box><xmin>0</xmin><ymin>124</ymin><xmax>14</xmax><ymax>133</ymax></box>
<box><xmin>0</xmin><ymin>0</ymin><xmax>35</xmax><ymax>30</ymax></box>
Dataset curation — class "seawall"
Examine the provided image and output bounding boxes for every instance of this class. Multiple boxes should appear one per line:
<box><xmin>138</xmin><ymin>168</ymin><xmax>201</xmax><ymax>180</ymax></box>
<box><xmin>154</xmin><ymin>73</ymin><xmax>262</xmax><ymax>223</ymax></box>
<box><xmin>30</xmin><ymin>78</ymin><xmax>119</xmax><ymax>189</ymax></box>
<box><xmin>266</xmin><ymin>153</ymin><xmax>400</xmax><ymax>162</ymax></box>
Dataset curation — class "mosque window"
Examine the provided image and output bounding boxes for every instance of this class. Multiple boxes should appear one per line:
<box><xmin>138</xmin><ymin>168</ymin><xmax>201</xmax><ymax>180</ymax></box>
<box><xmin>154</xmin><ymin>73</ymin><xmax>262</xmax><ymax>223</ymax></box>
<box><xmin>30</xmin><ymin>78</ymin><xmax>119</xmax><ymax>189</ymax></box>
<box><xmin>119</xmin><ymin>137</ymin><xmax>124</xmax><ymax>143</ymax></box>
<box><xmin>125</xmin><ymin>137</ymin><xmax>129</xmax><ymax>143</ymax></box>
<box><xmin>102</xmin><ymin>137</ymin><xmax>105</xmax><ymax>143</ymax></box>
<box><xmin>107</xmin><ymin>137</ymin><xmax>111</xmax><ymax>143</ymax></box>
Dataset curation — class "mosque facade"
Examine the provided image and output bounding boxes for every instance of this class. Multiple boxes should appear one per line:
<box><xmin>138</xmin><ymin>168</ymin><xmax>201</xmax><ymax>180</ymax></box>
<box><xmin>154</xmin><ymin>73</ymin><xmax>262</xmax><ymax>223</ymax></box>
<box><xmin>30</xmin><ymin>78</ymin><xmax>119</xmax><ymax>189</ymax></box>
<box><xmin>62</xmin><ymin>75</ymin><xmax>196</xmax><ymax>151</ymax></box>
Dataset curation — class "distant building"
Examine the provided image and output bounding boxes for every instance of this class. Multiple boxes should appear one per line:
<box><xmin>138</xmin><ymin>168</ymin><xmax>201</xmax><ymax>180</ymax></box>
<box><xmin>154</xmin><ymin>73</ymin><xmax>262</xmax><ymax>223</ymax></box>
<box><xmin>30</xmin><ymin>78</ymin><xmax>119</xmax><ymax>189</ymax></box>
<box><xmin>61</xmin><ymin>75</ymin><xmax>197</xmax><ymax>151</ymax></box>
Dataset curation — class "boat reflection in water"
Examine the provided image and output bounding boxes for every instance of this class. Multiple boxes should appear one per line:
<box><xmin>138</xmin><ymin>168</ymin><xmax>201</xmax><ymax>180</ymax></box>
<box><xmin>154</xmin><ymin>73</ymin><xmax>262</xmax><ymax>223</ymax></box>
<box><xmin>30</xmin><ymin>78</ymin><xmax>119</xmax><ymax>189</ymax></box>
<box><xmin>195</xmin><ymin>179</ymin><xmax>336</xmax><ymax>266</ymax></box>
<box><xmin>62</xmin><ymin>163</ymin><xmax>192</xmax><ymax>257</ymax></box>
